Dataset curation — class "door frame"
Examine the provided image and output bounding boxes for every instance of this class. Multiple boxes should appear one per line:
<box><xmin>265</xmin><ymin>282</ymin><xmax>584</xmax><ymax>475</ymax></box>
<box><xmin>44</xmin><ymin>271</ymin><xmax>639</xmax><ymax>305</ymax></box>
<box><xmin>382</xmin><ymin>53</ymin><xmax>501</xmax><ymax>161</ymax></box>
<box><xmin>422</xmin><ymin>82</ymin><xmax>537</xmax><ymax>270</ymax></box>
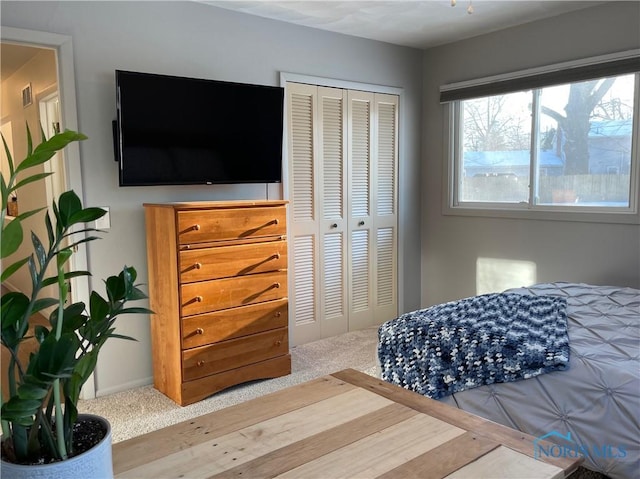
<box><xmin>1</xmin><ymin>27</ymin><xmax>94</xmax><ymax>398</ymax></box>
<box><xmin>280</xmin><ymin>72</ymin><xmax>404</xmax><ymax>345</ymax></box>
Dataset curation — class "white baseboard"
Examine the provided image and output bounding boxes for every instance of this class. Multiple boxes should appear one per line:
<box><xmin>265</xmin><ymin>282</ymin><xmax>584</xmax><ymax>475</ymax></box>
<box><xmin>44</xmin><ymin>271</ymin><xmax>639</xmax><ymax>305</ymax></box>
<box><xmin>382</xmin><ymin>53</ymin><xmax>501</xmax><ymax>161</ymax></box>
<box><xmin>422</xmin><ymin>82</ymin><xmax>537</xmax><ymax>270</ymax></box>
<box><xmin>95</xmin><ymin>376</ymin><xmax>153</xmax><ymax>398</ymax></box>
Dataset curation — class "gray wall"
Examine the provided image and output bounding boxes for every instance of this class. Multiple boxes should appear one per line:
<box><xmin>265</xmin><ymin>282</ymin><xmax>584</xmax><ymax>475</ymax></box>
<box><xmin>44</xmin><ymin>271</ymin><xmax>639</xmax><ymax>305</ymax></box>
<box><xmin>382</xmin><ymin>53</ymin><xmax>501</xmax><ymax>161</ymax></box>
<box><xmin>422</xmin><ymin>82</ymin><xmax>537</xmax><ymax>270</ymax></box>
<box><xmin>1</xmin><ymin>1</ymin><xmax>423</xmax><ymax>395</ymax></box>
<box><xmin>421</xmin><ymin>1</ymin><xmax>640</xmax><ymax>307</ymax></box>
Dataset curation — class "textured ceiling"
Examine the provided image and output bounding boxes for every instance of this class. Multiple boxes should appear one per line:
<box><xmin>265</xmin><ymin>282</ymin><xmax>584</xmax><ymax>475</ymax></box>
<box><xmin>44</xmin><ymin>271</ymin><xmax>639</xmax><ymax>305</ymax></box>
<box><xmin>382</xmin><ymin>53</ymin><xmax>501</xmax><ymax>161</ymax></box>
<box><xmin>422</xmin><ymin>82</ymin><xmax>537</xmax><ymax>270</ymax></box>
<box><xmin>203</xmin><ymin>1</ymin><xmax>605</xmax><ymax>49</ymax></box>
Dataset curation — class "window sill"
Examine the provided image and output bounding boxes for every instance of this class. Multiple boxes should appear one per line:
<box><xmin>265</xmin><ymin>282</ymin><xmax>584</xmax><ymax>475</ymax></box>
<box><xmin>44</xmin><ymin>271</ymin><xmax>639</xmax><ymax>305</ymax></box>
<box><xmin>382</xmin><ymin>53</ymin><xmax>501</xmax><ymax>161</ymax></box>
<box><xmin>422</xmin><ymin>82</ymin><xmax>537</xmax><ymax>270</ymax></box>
<box><xmin>443</xmin><ymin>204</ymin><xmax>640</xmax><ymax>225</ymax></box>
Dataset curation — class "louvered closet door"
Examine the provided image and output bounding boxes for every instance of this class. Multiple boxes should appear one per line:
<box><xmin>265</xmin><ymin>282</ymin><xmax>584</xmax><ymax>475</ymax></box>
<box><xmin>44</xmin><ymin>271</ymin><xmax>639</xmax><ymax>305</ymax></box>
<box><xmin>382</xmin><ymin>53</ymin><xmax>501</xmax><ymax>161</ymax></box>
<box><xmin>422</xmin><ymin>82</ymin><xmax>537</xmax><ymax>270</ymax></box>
<box><xmin>287</xmin><ymin>84</ymin><xmax>350</xmax><ymax>345</ymax></box>
<box><xmin>287</xmin><ymin>83</ymin><xmax>321</xmax><ymax>345</ymax></box>
<box><xmin>318</xmin><ymin>86</ymin><xmax>349</xmax><ymax>338</ymax></box>
<box><xmin>346</xmin><ymin>90</ymin><xmax>375</xmax><ymax>330</ymax></box>
<box><xmin>347</xmin><ymin>92</ymin><xmax>399</xmax><ymax>330</ymax></box>
<box><xmin>287</xmin><ymin>82</ymin><xmax>398</xmax><ymax>345</ymax></box>
<box><xmin>372</xmin><ymin>93</ymin><xmax>399</xmax><ymax>324</ymax></box>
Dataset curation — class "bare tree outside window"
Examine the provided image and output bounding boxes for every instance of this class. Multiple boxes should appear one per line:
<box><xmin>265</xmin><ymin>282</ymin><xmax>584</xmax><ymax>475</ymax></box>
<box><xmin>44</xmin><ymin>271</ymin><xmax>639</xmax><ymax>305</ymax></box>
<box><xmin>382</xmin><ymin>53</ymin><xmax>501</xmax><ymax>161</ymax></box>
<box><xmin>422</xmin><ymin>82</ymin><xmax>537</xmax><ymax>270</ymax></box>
<box><xmin>457</xmin><ymin>73</ymin><xmax>636</xmax><ymax>208</ymax></box>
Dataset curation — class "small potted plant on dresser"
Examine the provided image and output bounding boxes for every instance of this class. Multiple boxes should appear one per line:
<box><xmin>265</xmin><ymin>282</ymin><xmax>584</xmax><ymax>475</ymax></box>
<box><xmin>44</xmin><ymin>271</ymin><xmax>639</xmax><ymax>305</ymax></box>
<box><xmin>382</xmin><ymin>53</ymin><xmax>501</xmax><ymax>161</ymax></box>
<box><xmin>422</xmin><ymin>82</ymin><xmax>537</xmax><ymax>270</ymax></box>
<box><xmin>1</xmin><ymin>127</ymin><xmax>151</xmax><ymax>479</ymax></box>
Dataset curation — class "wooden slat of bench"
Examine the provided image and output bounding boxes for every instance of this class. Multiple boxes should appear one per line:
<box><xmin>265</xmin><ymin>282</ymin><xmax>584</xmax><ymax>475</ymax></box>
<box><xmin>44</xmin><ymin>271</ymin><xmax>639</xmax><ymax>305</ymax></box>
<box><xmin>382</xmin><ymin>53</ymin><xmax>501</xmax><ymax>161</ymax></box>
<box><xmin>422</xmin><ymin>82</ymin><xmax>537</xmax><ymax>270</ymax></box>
<box><xmin>210</xmin><ymin>402</ymin><xmax>418</xmax><ymax>479</ymax></box>
<box><xmin>116</xmin><ymin>387</ymin><xmax>392</xmax><ymax>478</ymax></box>
<box><xmin>113</xmin><ymin>375</ymin><xmax>354</xmax><ymax>475</ymax></box>
<box><xmin>445</xmin><ymin>445</ymin><xmax>565</xmax><ymax>479</ymax></box>
<box><xmin>377</xmin><ymin>432</ymin><xmax>500</xmax><ymax>479</ymax></box>
<box><xmin>274</xmin><ymin>414</ymin><xmax>466</xmax><ymax>479</ymax></box>
<box><xmin>331</xmin><ymin>369</ymin><xmax>581</xmax><ymax>476</ymax></box>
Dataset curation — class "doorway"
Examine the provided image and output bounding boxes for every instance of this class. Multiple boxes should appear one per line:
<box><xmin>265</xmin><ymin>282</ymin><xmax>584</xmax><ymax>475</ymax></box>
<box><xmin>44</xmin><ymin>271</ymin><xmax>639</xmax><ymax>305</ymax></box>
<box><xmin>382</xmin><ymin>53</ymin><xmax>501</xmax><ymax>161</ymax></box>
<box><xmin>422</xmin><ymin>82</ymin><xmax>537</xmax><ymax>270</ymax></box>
<box><xmin>0</xmin><ymin>27</ymin><xmax>92</xmax><ymax>398</ymax></box>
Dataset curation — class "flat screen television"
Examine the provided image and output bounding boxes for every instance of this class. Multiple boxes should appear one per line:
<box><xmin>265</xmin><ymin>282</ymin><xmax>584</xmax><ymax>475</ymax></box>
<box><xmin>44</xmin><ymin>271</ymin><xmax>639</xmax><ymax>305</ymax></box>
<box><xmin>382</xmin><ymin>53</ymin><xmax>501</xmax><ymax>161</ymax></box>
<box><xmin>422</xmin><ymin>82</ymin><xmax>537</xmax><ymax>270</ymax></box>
<box><xmin>114</xmin><ymin>70</ymin><xmax>284</xmax><ymax>186</ymax></box>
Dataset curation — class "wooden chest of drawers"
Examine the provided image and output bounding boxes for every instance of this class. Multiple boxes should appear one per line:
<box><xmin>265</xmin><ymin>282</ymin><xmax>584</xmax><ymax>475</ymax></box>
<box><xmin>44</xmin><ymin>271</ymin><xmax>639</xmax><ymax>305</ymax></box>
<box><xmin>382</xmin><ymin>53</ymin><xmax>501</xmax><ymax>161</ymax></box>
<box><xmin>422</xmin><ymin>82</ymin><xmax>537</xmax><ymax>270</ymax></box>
<box><xmin>144</xmin><ymin>200</ymin><xmax>291</xmax><ymax>406</ymax></box>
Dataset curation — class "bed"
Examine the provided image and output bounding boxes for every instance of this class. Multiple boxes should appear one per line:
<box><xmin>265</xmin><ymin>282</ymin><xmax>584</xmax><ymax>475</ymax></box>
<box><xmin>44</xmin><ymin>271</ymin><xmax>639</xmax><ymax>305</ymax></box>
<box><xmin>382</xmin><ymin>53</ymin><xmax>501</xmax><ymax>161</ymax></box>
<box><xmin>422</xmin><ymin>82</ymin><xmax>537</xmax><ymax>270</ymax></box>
<box><xmin>378</xmin><ymin>282</ymin><xmax>639</xmax><ymax>479</ymax></box>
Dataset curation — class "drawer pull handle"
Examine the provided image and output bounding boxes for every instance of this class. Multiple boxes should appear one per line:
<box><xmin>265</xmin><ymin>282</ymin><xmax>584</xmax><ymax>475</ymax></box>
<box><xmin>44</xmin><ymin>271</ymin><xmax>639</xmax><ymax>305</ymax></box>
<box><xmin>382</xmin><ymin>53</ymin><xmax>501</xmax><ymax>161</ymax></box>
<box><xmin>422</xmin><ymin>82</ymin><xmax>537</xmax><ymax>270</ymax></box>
<box><xmin>195</xmin><ymin>328</ymin><xmax>204</xmax><ymax>335</ymax></box>
<box><xmin>275</xmin><ymin>340</ymin><xmax>282</xmax><ymax>346</ymax></box>
<box><xmin>358</xmin><ymin>221</ymin><xmax>365</xmax><ymax>226</ymax></box>
<box><xmin>197</xmin><ymin>360</ymin><xmax>205</xmax><ymax>367</ymax></box>
<box><xmin>194</xmin><ymin>262</ymin><xmax>202</xmax><ymax>269</ymax></box>
<box><xmin>195</xmin><ymin>295</ymin><xmax>203</xmax><ymax>302</ymax></box>
<box><xmin>272</xmin><ymin>253</ymin><xmax>281</xmax><ymax>260</ymax></box>
<box><xmin>193</xmin><ymin>224</ymin><xmax>201</xmax><ymax>231</ymax></box>
<box><xmin>273</xmin><ymin>282</ymin><xmax>281</xmax><ymax>289</ymax></box>
<box><xmin>330</xmin><ymin>223</ymin><xmax>338</xmax><ymax>228</ymax></box>
<box><xmin>275</xmin><ymin>311</ymin><xmax>282</xmax><ymax>318</ymax></box>
<box><xmin>273</xmin><ymin>219</ymin><xmax>279</xmax><ymax>225</ymax></box>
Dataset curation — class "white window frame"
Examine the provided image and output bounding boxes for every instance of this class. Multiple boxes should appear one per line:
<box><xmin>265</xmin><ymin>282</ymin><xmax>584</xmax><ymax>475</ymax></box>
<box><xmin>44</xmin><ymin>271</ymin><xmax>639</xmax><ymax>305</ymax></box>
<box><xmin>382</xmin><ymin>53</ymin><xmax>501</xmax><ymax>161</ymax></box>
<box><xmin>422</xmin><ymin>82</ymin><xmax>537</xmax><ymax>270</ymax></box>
<box><xmin>442</xmin><ymin>52</ymin><xmax>640</xmax><ymax>225</ymax></box>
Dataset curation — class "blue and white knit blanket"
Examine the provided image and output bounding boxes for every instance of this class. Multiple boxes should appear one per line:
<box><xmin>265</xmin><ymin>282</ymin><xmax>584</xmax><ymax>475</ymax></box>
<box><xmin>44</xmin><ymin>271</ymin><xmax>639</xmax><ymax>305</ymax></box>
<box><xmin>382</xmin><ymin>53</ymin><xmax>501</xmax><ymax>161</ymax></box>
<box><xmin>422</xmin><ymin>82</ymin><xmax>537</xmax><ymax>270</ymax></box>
<box><xmin>378</xmin><ymin>293</ymin><xmax>570</xmax><ymax>399</ymax></box>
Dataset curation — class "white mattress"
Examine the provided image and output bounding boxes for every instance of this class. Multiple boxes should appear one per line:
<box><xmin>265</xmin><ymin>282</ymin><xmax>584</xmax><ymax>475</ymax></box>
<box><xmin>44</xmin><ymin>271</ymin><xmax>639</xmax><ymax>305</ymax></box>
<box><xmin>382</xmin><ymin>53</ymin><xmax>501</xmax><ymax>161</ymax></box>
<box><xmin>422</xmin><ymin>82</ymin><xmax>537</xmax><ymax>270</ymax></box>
<box><xmin>437</xmin><ymin>282</ymin><xmax>639</xmax><ymax>479</ymax></box>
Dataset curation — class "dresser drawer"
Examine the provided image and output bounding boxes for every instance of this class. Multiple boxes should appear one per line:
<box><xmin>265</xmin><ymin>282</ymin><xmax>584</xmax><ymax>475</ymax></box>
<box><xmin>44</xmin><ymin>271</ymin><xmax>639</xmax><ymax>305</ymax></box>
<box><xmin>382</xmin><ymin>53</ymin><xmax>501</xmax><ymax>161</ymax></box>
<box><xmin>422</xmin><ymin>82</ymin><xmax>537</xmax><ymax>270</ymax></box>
<box><xmin>177</xmin><ymin>207</ymin><xmax>286</xmax><ymax>245</ymax></box>
<box><xmin>182</xmin><ymin>328</ymin><xmax>288</xmax><ymax>381</ymax></box>
<box><xmin>182</xmin><ymin>299</ymin><xmax>288</xmax><ymax>349</ymax></box>
<box><xmin>181</xmin><ymin>270</ymin><xmax>288</xmax><ymax>316</ymax></box>
<box><xmin>180</xmin><ymin>241</ymin><xmax>288</xmax><ymax>283</ymax></box>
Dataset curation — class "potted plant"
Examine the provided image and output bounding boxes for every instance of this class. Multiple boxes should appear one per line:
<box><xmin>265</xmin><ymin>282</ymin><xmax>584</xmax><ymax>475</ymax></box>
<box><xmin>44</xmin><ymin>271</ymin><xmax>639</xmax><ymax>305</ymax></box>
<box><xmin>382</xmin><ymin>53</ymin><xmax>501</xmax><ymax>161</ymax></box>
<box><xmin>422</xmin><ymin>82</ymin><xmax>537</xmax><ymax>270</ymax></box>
<box><xmin>0</xmin><ymin>126</ymin><xmax>151</xmax><ymax>478</ymax></box>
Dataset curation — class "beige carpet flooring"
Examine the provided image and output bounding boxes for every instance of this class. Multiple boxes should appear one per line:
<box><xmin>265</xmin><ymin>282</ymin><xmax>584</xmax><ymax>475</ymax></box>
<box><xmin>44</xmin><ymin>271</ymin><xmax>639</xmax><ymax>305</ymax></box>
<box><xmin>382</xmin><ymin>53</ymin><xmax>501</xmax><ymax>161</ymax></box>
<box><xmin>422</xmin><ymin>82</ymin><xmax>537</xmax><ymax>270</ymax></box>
<box><xmin>79</xmin><ymin>325</ymin><xmax>605</xmax><ymax>479</ymax></box>
<box><xmin>78</xmin><ymin>326</ymin><xmax>380</xmax><ymax>443</ymax></box>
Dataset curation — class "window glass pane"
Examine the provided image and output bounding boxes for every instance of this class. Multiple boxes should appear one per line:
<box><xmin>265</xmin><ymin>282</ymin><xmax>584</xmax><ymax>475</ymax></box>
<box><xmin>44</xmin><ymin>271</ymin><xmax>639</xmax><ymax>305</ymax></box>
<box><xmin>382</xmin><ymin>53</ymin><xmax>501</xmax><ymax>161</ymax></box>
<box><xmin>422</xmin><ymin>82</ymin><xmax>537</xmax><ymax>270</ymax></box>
<box><xmin>460</xmin><ymin>91</ymin><xmax>531</xmax><ymax>203</ymax></box>
<box><xmin>536</xmin><ymin>74</ymin><xmax>635</xmax><ymax>207</ymax></box>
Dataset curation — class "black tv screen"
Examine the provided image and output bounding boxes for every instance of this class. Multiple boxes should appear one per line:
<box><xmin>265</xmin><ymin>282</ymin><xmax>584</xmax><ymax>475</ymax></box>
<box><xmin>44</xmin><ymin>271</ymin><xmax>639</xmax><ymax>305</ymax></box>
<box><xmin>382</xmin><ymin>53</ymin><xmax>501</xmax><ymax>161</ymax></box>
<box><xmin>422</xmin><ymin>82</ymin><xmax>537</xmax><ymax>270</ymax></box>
<box><xmin>115</xmin><ymin>70</ymin><xmax>284</xmax><ymax>186</ymax></box>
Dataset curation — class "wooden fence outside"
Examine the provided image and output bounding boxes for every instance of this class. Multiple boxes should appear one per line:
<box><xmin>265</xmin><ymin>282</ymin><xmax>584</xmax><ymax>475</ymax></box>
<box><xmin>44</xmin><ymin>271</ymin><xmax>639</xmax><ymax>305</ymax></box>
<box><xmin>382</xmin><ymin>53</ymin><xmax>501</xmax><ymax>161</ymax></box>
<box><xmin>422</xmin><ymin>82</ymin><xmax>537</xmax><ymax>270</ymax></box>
<box><xmin>460</xmin><ymin>174</ymin><xmax>631</xmax><ymax>204</ymax></box>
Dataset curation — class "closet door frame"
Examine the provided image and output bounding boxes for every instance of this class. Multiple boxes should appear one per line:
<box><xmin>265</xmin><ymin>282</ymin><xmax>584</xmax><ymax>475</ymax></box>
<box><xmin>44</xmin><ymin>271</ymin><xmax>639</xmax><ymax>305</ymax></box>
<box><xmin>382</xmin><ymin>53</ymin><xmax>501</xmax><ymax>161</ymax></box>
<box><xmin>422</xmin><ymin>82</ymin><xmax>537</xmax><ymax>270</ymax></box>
<box><xmin>281</xmin><ymin>72</ymin><xmax>404</xmax><ymax>347</ymax></box>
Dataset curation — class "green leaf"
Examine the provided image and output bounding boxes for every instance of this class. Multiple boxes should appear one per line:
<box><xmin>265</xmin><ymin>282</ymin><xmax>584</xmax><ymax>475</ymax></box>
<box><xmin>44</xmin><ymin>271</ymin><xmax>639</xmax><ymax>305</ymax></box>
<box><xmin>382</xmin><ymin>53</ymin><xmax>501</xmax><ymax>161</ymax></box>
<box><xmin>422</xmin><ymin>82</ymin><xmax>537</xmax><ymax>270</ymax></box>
<box><xmin>34</xmin><ymin>325</ymin><xmax>50</xmax><ymax>344</ymax></box>
<box><xmin>109</xmin><ymin>333</ymin><xmax>136</xmax><ymax>341</ymax></box>
<box><xmin>31</xmin><ymin>232</ymin><xmax>47</xmax><ymax>271</ymax></box>
<box><xmin>67</xmin><ymin>351</ymin><xmax>98</xmax><ymax>405</ymax></box>
<box><xmin>16</xmin><ymin>130</ymin><xmax>87</xmax><ymax>174</ymax></box>
<box><xmin>118</xmin><ymin>307</ymin><xmax>153</xmax><ymax>315</ymax></box>
<box><xmin>12</xmin><ymin>206</ymin><xmax>47</xmax><ymax>225</ymax></box>
<box><xmin>1</xmin><ymin>217</ymin><xmax>23</xmax><ymax>258</ymax></box>
<box><xmin>27</xmin><ymin>255</ymin><xmax>38</xmax><ymax>293</ymax></box>
<box><xmin>52</xmin><ymin>200</ymin><xmax>62</xmax><ymax>236</ymax></box>
<box><xmin>31</xmin><ymin>333</ymin><xmax>79</xmax><ymax>380</ymax></box>
<box><xmin>33</xmin><ymin>130</ymin><xmax>87</xmax><ymax>155</ymax></box>
<box><xmin>105</xmin><ymin>275</ymin><xmax>126</xmax><ymax>302</ymax></box>
<box><xmin>124</xmin><ymin>265</ymin><xmax>138</xmax><ymax>284</ymax></box>
<box><xmin>2</xmin><ymin>132</ymin><xmax>15</xmax><ymax>177</ymax></box>
<box><xmin>26</xmin><ymin>123</ymin><xmax>33</xmax><ymax>157</ymax></box>
<box><xmin>0</xmin><ymin>256</ymin><xmax>29</xmax><ymax>282</ymax></box>
<box><xmin>61</xmin><ymin>236</ymin><xmax>101</xmax><ymax>252</ymax></box>
<box><xmin>45</xmin><ymin>210</ymin><xmax>54</xmax><ymax>248</ymax></box>
<box><xmin>17</xmin><ymin>383</ymin><xmax>49</xmax><ymax>401</ymax></box>
<box><xmin>1</xmin><ymin>397</ymin><xmax>41</xmax><ymax>426</ymax></box>
<box><xmin>1</xmin><ymin>296</ymin><xmax>30</xmax><ymax>349</ymax></box>
<box><xmin>61</xmin><ymin>312</ymin><xmax>87</xmax><ymax>335</ymax></box>
<box><xmin>1</xmin><ymin>292</ymin><xmax>30</xmax><ymax>332</ymax></box>
<box><xmin>1</xmin><ymin>173</ymin><xmax>8</xmax><ymax>211</ymax></box>
<box><xmin>40</xmin><ymin>271</ymin><xmax>90</xmax><ymax>288</ymax></box>
<box><xmin>68</xmin><ymin>207</ymin><xmax>106</xmax><ymax>225</ymax></box>
<box><xmin>63</xmin><ymin>396</ymin><xmax>78</xmax><ymax>451</ymax></box>
<box><xmin>50</xmin><ymin>302</ymin><xmax>87</xmax><ymax>334</ymax></box>
<box><xmin>32</xmin><ymin>297</ymin><xmax>59</xmax><ymax>315</ymax></box>
<box><xmin>13</xmin><ymin>172</ymin><xmax>54</xmax><ymax>191</ymax></box>
<box><xmin>89</xmin><ymin>292</ymin><xmax>109</xmax><ymax>322</ymax></box>
<box><xmin>57</xmin><ymin>191</ymin><xmax>82</xmax><ymax>229</ymax></box>
<box><xmin>128</xmin><ymin>286</ymin><xmax>149</xmax><ymax>302</ymax></box>
<box><xmin>56</xmin><ymin>248</ymin><xmax>72</xmax><ymax>271</ymax></box>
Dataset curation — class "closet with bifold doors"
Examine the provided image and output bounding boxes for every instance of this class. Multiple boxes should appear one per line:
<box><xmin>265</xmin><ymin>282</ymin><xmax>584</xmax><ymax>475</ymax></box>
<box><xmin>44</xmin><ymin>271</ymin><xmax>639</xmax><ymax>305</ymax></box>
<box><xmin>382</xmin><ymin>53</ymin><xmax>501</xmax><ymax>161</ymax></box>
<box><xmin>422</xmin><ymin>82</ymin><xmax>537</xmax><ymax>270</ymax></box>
<box><xmin>286</xmin><ymin>82</ymin><xmax>399</xmax><ymax>345</ymax></box>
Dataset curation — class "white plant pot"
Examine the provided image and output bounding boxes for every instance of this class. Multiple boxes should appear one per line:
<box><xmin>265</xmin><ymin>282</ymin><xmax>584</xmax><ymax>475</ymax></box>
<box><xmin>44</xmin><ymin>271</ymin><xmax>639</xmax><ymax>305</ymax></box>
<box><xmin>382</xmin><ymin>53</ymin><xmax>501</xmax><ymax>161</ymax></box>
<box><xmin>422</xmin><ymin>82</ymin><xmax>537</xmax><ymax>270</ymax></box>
<box><xmin>1</xmin><ymin>414</ymin><xmax>113</xmax><ymax>479</ymax></box>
